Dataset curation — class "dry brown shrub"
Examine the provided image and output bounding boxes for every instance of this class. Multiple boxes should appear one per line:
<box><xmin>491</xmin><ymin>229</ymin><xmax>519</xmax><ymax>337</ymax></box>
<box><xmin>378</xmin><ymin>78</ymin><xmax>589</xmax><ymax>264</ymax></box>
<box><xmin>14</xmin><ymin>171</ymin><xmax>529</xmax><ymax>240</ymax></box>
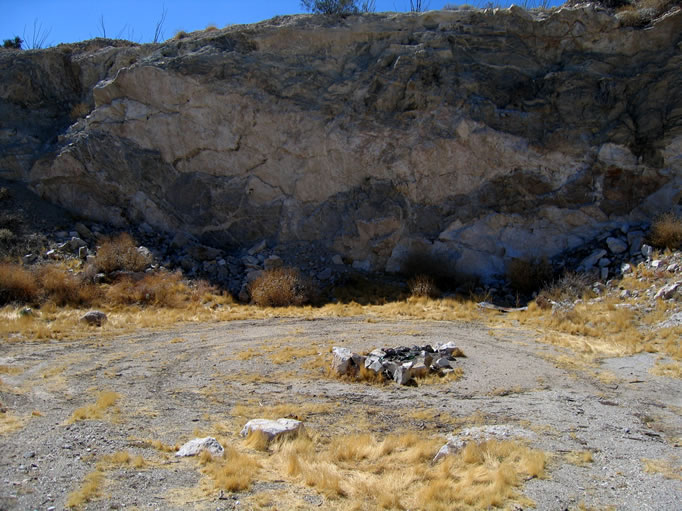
<box><xmin>507</xmin><ymin>257</ymin><xmax>554</xmax><ymax>295</ymax></box>
<box><xmin>408</xmin><ymin>274</ymin><xmax>441</xmax><ymax>298</ymax></box>
<box><xmin>95</xmin><ymin>233</ymin><xmax>151</xmax><ymax>273</ymax></box>
<box><xmin>648</xmin><ymin>212</ymin><xmax>682</xmax><ymax>250</ymax></box>
<box><xmin>249</xmin><ymin>267</ymin><xmax>316</xmax><ymax>307</ymax></box>
<box><xmin>35</xmin><ymin>265</ymin><xmax>100</xmax><ymax>306</ymax></box>
<box><xmin>69</xmin><ymin>102</ymin><xmax>90</xmax><ymax>120</ymax></box>
<box><xmin>105</xmin><ymin>271</ymin><xmax>189</xmax><ymax>307</ymax></box>
<box><xmin>536</xmin><ymin>272</ymin><xmax>592</xmax><ymax>307</ymax></box>
<box><xmin>173</xmin><ymin>30</ymin><xmax>189</xmax><ymax>40</ymax></box>
<box><xmin>0</xmin><ymin>263</ymin><xmax>39</xmax><ymax>304</ymax></box>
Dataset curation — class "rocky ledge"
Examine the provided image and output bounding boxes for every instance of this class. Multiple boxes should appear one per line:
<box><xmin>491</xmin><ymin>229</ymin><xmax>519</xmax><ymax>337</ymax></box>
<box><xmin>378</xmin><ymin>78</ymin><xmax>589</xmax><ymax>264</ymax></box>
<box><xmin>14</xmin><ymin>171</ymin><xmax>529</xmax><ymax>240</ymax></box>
<box><xmin>0</xmin><ymin>5</ymin><xmax>681</xmax><ymax>280</ymax></box>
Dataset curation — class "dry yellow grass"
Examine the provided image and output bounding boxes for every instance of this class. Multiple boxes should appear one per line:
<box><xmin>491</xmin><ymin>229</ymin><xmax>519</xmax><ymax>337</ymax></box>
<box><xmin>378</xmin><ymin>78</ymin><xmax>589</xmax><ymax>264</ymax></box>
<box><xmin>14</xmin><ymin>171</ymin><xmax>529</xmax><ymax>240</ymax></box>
<box><xmin>642</xmin><ymin>458</ymin><xmax>682</xmax><ymax>480</ymax></box>
<box><xmin>650</xmin><ymin>361</ymin><xmax>682</xmax><ymax>378</ymax></box>
<box><xmin>0</xmin><ymin>411</ymin><xmax>25</xmax><ymax>434</ymax></box>
<box><xmin>565</xmin><ymin>450</ymin><xmax>594</xmax><ymax>466</ymax></box>
<box><xmin>231</xmin><ymin>401</ymin><xmax>337</xmax><ymax>422</ymax></box>
<box><xmin>66</xmin><ymin>470</ymin><xmax>103</xmax><ymax>508</ymax></box>
<box><xmin>67</xmin><ymin>391</ymin><xmax>121</xmax><ymax>423</ymax></box>
<box><xmin>201</xmin><ymin>446</ymin><xmax>261</xmax><ymax>492</ymax></box>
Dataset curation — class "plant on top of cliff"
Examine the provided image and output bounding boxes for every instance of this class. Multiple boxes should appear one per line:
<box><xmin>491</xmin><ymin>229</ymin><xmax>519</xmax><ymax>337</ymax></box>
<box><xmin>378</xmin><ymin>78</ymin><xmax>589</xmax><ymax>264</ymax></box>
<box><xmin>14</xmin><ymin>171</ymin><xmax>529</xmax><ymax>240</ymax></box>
<box><xmin>648</xmin><ymin>212</ymin><xmax>682</xmax><ymax>250</ymax></box>
<box><xmin>2</xmin><ymin>37</ymin><xmax>22</xmax><ymax>50</ymax></box>
<box><xmin>249</xmin><ymin>267</ymin><xmax>317</xmax><ymax>307</ymax></box>
<box><xmin>94</xmin><ymin>233</ymin><xmax>152</xmax><ymax>273</ymax></box>
<box><xmin>300</xmin><ymin>0</ymin><xmax>375</xmax><ymax>15</ymax></box>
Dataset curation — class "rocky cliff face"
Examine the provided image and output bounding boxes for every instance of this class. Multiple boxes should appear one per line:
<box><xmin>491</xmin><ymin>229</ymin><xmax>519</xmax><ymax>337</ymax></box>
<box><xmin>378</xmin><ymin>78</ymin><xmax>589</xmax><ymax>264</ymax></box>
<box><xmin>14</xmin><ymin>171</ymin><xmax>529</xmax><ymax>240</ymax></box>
<box><xmin>1</xmin><ymin>6</ymin><xmax>681</xmax><ymax>279</ymax></box>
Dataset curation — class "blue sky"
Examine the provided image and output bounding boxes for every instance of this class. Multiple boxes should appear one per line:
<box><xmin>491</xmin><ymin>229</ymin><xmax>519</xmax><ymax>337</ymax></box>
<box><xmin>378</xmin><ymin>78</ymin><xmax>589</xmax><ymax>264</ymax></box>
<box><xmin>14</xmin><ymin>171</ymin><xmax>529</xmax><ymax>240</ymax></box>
<box><xmin>4</xmin><ymin>1</ymin><xmax>564</xmax><ymax>47</ymax></box>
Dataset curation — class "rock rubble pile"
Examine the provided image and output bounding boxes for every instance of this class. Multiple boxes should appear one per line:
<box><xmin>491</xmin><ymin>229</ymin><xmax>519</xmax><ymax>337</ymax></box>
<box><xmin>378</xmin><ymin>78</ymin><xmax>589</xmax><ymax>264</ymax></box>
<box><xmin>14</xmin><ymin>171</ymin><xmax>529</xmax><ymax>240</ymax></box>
<box><xmin>332</xmin><ymin>342</ymin><xmax>464</xmax><ymax>385</ymax></box>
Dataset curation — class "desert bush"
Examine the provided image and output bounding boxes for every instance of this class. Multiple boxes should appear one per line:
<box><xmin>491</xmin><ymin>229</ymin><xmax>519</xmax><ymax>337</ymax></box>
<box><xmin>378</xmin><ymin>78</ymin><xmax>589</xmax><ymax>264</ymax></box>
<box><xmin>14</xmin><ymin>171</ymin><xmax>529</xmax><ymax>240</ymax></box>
<box><xmin>173</xmin><ymin>30</ymin><xmax>189</xmax><ymax>40</ymax></box>
<box><xmin>2</xmin><ymin>37</ymin><xmax>22</xmax><ymax>49</ymax></box>
<box><xmin>300</xmin><ymin>0</ymin><xmax>375</xmax><ymax>15</ymax></box>
<box><xmin>106</xmin><ymin>271</ymin><xmax>190</xmax><ymax>308</ymax></box>
<box><xmin>0</xmin><ymin>263</ymin><xmax>39</xmax><ymax>304</ymax></box>
<box><xmin>0</xmin><ymin>228</ymin><xmax>14</xmax><ymax>244</ymax></box>
<box><xmin>332</xmin><ymin>274</ymin><xmax>406</xmax><ymax>305</ymax></box>
<box><xmin>507</xmin><ymin>256</ymin><xmax>554</xmax><ymax>295</ymax></box>
<box><xmin>95</xmin><ymin>233</ymin><xmax>151</xmax><ymax>273</ymax></box>
<box><xmin>0</xmin><ymin>187</ymin><xmax>10</xmax><ymax>200</ymax></box>
<box><xmin>648</xmin><ymin>212</ymin><xmax>682</xmax><ymax>250</ymax></box>
<box><xmin>402</xmin><ymin>247</ymin><xmax>460</xmax><ymax>291</ymax></box>
<box><xmin>536</xmin><ymin>272</ymin><xmax>592</xmax><ymax>309</ymax></box>
<box><xmin>70</xmin><ymin>102</ymin><xmax>90</xmax><ymax>120</ymax></box>
<box><xmin>249</xmin><ymin>267</ymin><xmax>316</xmax><ymax>307</ymax></box>
<box><xmin>35</xmin><ymin>265</ymin><xmax>100</xmax><ymax>306</ymax></box>
<box><xmin>408</xmin><ymin>274</ymin><xmax>441</xmax><ymax>298</ymax></box>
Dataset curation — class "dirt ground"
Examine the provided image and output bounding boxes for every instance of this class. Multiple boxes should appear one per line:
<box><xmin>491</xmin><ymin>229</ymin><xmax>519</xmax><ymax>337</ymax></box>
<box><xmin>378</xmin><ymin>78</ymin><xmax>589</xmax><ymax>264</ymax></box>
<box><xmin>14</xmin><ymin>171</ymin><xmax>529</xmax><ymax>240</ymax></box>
<box><xmin>1</xmin><ymin>316</ymin><xmax>680</xmax><ymax>510</ymax></box>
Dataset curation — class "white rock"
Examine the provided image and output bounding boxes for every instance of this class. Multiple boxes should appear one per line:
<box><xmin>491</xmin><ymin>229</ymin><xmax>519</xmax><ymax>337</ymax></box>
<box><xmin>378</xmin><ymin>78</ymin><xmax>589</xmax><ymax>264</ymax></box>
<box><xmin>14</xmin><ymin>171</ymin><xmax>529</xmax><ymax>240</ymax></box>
<box><xmin>331</xmin><ymin>347</ymin><xmax>367</xmax><ymax>375</ymax></box>
<box><xmin>433</xmin><ymin>425</ymin><xmax>535</xmax><ymax>462</ymax></box>
<box><xmin>393</xmin><ymin>363</ymin><xmax>413</xmax><ymax>385</ymax></box>
<box><xmin>654</xmin><ymin>281</ymin><xmax>681</xmax><ymax>300</ymax></box>
<box><xmin>239</xmin><ymin>418</ymin><xmax>303</xmax><ymax>441</ymax></box>
<box><xmin>641</xmin><ymin>244</ymin><xmax>653</xmax><ymax>259</ymax></box>
<box><xmin>176</xmin><ymin>437</ymin><xmax>224</xmax><ymax>457</ymax></box>
<box><xmin>80</xmin><ymin>310</ymin><xmax>107</xmax><ymax>326</ymax></box>
<box><xmin>620</xmin><ymin>263</ymin><xmax>632</xmax><ymax>274</ymax></box>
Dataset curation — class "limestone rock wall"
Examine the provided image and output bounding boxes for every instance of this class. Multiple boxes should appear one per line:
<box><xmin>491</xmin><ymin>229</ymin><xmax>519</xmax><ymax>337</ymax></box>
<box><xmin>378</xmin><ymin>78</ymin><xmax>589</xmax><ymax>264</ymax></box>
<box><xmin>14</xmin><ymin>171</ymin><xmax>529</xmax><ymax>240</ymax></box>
<box><xmin>1</xmin><ymin>6</ymin><xmax>681</xmax><ymax>279</ymax></box>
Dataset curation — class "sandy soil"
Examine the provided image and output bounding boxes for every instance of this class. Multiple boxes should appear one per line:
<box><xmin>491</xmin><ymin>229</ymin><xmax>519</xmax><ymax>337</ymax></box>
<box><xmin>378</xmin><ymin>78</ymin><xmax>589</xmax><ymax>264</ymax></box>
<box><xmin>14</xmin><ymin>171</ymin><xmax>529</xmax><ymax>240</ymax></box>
<box><xmin>1</xmin><ymin>316</ymin><xmax>680</xmax><ymax>510</ymax></box>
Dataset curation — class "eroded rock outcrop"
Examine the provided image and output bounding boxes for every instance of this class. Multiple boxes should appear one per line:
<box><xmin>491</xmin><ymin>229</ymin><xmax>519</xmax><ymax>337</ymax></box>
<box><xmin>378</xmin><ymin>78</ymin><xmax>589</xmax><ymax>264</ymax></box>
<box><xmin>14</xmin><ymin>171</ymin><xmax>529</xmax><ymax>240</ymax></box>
<box><xmin>1</xmin><ymin>6</ymin><xmax>680</xmax><ymax>279</ymax></box>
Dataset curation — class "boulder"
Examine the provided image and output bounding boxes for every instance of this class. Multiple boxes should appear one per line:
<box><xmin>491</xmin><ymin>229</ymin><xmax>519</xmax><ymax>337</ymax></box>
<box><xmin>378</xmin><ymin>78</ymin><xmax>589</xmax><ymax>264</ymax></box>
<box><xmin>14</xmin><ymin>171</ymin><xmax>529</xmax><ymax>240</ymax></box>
<box><xmin>654</xmin><ymin>281</ymin><xmax>681</xmax><ymax>300</ymax></box>
<box><xmin>434</xmin><ymin>425</ymin><xmax>535</xmax><ymax>462</ymax></box>
<box><xmin>606</xmin><ymin>237</ymin><xmax>627</xmax><ymax>254</ymax></box>
<box><xmin>80</xmin><ymin>310</ymin><xmax>107</xmax><ymax>326</ymax></box>
<box><xmin>176</xmin><ymin>437</ymin><xmax>224</xmax><ymax>457</ymax></box>
<box><xmin>239</xmin><ymin>418</ymin><xmax>303</xmax><ymax>442</ymax></box>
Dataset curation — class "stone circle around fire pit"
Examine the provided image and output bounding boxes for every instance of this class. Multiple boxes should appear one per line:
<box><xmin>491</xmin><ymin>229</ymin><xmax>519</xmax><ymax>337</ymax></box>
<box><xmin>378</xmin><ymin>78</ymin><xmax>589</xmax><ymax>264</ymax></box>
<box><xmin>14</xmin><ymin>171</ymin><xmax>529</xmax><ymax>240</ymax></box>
<box><xmin>331</xmin><ymin>342</ymin><xmax>464</xmax><ymax>385</ymax></box>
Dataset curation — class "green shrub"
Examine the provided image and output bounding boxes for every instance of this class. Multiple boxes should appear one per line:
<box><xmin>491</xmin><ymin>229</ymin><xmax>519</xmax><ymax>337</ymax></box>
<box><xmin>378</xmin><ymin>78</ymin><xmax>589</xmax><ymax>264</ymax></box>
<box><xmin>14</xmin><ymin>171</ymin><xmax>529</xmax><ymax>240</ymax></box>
<box><xmin>300</xmin><ymin>0</ymin><xmax>374</xmax><ymax>15</ymax></box>
<box><xmin>2</xmin><ymin>37</ymin><xmax>22</xmax><ymax>49</ymax></box>
<box><xmin>249</xmin><ymin>267</ymin><xmax>316</xmax><ymax>307</ymax></box>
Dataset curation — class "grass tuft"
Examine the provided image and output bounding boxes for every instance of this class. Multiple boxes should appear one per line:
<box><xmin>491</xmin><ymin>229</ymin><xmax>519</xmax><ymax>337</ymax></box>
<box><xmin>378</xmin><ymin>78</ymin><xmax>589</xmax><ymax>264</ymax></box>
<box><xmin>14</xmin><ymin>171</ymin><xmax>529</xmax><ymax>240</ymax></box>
<box><xmin>68</xmin><ymin>391</ymin><xmax>121</xmax><ymax>423</ymax></box>
<box><xmin>648</xmin><ymin>212</ymin><xmax>682</xmax><ymax>250</ymax></box>
<box><xmin>95</xmin><ymin>233</ymin><xmax>151</xmax><ymax>273</ymax></box>
<box><xmin>408</xmin><ymin>274</ymin><xmax>441</xmax><ymax>298</ymax></box>
<box><xmin>249</xmin><ymin>267</ymin><xmax>316</xmax><ymax>307</ymax></box>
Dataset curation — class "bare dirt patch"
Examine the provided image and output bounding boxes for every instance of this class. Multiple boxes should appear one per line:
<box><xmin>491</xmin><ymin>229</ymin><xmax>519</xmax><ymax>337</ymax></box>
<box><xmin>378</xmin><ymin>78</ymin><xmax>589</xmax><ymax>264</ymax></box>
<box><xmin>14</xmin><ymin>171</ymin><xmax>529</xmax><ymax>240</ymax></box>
<box><xmin>0</xmin><ymin>317</ymin><xmax>680</xmax><ymax>510</ymax></box>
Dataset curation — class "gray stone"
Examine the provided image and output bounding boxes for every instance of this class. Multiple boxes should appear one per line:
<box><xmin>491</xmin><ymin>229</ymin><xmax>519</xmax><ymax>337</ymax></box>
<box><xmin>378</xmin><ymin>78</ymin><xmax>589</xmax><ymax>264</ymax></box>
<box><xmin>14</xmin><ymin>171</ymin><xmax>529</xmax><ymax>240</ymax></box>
<box><xmin>22</xmin><ymin>254</ymin><xmax>36</xmax><ymax>264</ymax></box>
<box><xmin>239</xmin><ymin>418</ymin><xmax>303</xmax><ymax>441</ymax></box>
<box><xmin>432</xmin><ymin>357</ymin><xmax>452</xmax><ymax>369</ymax></box>
<box><xmin>600</xmin><ymin>267</ymin><xmax>609</xmax><ymax>281</ymax></box>
<box><xmin>393</xmin><ymin>363</ymin><xmax>413</xmax><ymax>385</ymax></box>
<box><xmin>352</xmin><ymin>260</ymin><xmax>371</xmax><ymax>272</ymax></box>
<box><xmin>578</xmin><ymin>249</ymin><xmax>607</xmax><ymax>271</ymax></box>
<box><xmin>332</xmin><ymin>255</ymin><xmax>344</xmax><ymax>265</ymax></box>
<box><xmin>175</xmin><ymin>437</ymin><xmax>224</xmax><ymax>457</ymax></box>
<box><xmin>46</xmin><ymin>249</ymin><xmax>58</xmax><ymax>260</ymax></box>
<box><xmin>317</xmin><ymin>268</ymin><xmax>332</xmax><ymax>280</ymax></box>
<box><xmin>627</xmin><ymin>231</ymin><xmax>645</xmax><ymax>254</ymax></box>
<box><xmin>263</xmin><ymin>255</ymin><xmax>283</xmax><ymax>270</ymax></box>
<box><xmin>78</xmin><ymin>246</ymin><xmax>88</xmax><ymax>259</ymax></box>
<box><xmin>74</xmin><ymin>223</ymin><xmax>93</xmax><ymax>240</ymax></box>
<box><xmin>621</xmin><ymin>263</ymin><xmax>633</xmax><ymax>274</ymax></box>
<box><xmin>248</xmin><ymin>240</ymin><xmax>267</xmax><ymax>256</ymax></box>
<box><xmin>598</xmin><ymin>258</ymin><xmax>610</xmax><ymax>267</ymax></box>
<box><xmin>80</xmin><ymin>310</ymin><xmax>107</xmax><ymax>326</ymax></box>
<box><xmin>434</xmin><ymin>425</ymin><xmax>535</xmax><ymax>462</ymax></box>
<box><xmin>641</xmin><ymin>244</ymin><xmax>654</xmax><ymax>259</ymax></box>
<box><xmin>331</xmin><ymin>347</ymin><xmax>355</xmax><ymax>375</ymax></box>
<box><xmin>606</xmin><ymin>237</ymin><xmax>628</xmax><ymax>254</ymax></box>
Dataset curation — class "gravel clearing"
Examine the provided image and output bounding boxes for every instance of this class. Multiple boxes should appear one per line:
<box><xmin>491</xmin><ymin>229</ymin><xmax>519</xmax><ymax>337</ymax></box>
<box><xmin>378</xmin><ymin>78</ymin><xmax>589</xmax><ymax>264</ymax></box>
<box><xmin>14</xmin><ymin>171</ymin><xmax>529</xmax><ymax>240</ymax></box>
<box><xmin>1</xmin><ymin>317</ymin><xmax>680</xmax><ymax>510</ymax></box>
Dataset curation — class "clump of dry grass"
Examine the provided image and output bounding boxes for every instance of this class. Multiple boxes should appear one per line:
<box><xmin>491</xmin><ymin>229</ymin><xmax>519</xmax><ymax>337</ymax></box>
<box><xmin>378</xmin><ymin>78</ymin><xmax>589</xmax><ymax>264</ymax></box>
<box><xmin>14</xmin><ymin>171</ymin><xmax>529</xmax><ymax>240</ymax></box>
<box><xmin>537</xmin><ymin>272</ymin><xmax>592</xmax><ymax>307</ymax></box>
<box><xmin>507</xmin><ymin>257</ymin><xmax>554</xmax><ymax>295</ymax></box>
<box><xmin>201</xmin><ymin>446</ymin><xmax>261</xmax><ymax>491</ymax></box>
<box><xmin>95</xmin><ymin>233</ymin><xmax>151</xmax><ymax>273</ymax></box>
<box><xmin>67</xmin><ymin>391</ymin><xmax>121</xmax><ymax>423</ymax></box>
<box><xmin>0</xmin><ymin>263</ymin><xmax>40</xmax><ymax>304</ymax></box>
<box><xmin>408</xmin><ymin>274</ymin><xmax>441</xmax><ymax>298</ymax></box>
<box><xmin>648</xmin><ymin>212</ymin><xmax>682</xmax><ymax>250</ymax></box>
<box><xmin>642</xmin><ymin>457</ymin><xmax>682</xmax><ymax>480</ymax></box>
<box><xmin>106</xmin><ymin>271</ymin><xmax>194</xmax><ymax>307</ymax></box>
<box><xmin>249</xmin><ymin>267</ymin><xmax>317</xmax><ymax>307</ymax></box>
<box><xmin>66</xmin><ymin>469</ymin><xmax>103</xmax><ymax>507</ymax></box>
<box><xmin>565</xmin><ymin>450</ymin><xmax>594</xmax><ymax>466</ymax></box>
<box><xmin>36</xmin><ymin>264</ymin><xmax>101</xmax><ymax>306</ymax></box>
